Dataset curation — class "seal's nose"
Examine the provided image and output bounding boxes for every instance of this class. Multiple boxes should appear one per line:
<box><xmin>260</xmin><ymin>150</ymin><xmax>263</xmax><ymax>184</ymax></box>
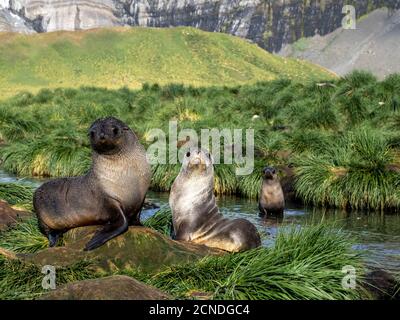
<box><xmin>99</xmin><ymin>132</ymin><xmax>106</xmax><ymax>140</ymax></box>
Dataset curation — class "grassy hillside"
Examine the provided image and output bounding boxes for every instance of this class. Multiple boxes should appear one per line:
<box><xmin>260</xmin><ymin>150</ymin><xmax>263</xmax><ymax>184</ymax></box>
<box><xmin>0</xmin><ymin>71</ymin><xmax>400</xmax><ymax>211</ymax></box>
<box><xmin>0</xmin><ymin>27</ymin><xmax>334</xmax><ymax>99</ymax></box>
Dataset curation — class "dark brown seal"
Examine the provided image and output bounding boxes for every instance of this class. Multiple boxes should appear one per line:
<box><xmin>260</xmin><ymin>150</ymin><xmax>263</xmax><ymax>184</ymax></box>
<box><xmin>169</xmin><ymin>147</ymin><xmax>261</xmax><ymax>252</ymax></box>
<box><xmin>33</xmin><ymin>117</ymin><xmax>151</xmax><ymax>251</ymax></box>
<box><xmin>259</xmin><ymin>166</ymin><xmax>285</xmax><ymax>217</ymax></box>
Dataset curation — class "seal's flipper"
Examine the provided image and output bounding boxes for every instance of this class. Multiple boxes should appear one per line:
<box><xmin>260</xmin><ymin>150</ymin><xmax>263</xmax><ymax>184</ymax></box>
<box><xmin>169</xmin><ymin>221</ymin><xmax>176</xmax><ymax>239</ymax></box>
<box><xmin>48</xmin><ymin>231</ymin><xmax>61</xmax><ymax>247</ymax></box>
<box><xmin>128</xmin><ymin>199</ymin><xmax>145</xmax><ymax>226</ymax></box>
<box><xmin>84</xmin><ymin>207</ymin><xmax>128</xmax><ymax>251</ymax></box>
<box><xmin>128</xmin><ymin>215</ymin><xmax>143</xmax><ymax>226</ymax></box>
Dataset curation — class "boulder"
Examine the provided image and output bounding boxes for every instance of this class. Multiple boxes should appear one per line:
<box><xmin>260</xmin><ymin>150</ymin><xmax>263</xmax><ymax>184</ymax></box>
<box><xmin>0</xmin><ymin>200</ymin><xmax>31</xmax><ymax>231</ymax></box>
<box><xmin>21</xmin><ymin>226</ymin><xmax>223</xmax><ymax>273</ymax></box>
<box><xmin>364</xmin><ymin>269</ymin><xmax>400</xmax><ymax>300</ymax></box>
<box><xmin>39</xmin><ymin>275</ymin><xmax>170</xmax><ymax>300</ymax></box>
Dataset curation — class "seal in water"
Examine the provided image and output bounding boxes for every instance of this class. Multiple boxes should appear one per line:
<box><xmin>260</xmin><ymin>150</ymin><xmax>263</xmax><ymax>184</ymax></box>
<box><xmin>33</xmin><ymin>117</ymin><xmax>151</xmax><ymax>251</ymax></box>
<box><xmin>258</xmin><ymin>166</ymin><xmax>285</xmax><ymax>217</ymax></box>
<box><xmin>169</xmin><ymin>147</ymin><xmax>261</xmax><ymax>252</ymax></box>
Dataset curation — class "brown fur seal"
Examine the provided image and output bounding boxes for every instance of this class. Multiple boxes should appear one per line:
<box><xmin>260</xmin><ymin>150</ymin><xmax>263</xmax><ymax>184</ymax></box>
<box><xmin>259</xmin><ymin>166</ymin><xmax>285</xmax><ymax>217</ymax></box>
<box><xmin>33</xmin><ymin>117</ymin><xmax>151</xmax><ymax>251</ymax></box>
<box><xmin>169</xmin><ymin>147</ymin><xmax>261</xmax><ymax>252</ymax></box>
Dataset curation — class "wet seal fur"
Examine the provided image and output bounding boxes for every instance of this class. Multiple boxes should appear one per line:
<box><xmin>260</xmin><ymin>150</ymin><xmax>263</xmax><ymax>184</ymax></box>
<box><xmin>259</xmin><ymin>166</ymin><xmax>285</xmax><ymax>217</ymax></box>
<box><xmin>170</xmin><ymin>147</ymin><xmax>261</xmax><ymax>252</ymax></box>
<box><xmin>33</xmin><ymin>117</ymin><xmax>151</xmax><ymax>251</ymax></box>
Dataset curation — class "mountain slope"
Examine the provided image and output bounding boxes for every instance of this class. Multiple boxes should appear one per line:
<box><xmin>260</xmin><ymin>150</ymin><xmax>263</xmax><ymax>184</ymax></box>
<box><xmin>1</xmin><ymin>1</ymin><xmax>398</xmax><ymax>52</ymax></box>
<box><xmin>0</xmin><ymin>27</ymin><xmax>335</xmax><ymax>99</ymax></box>
<box><xmin>280</xmin><ymin>8</ymin><xmax>400</xmax><ymax>79</ymax></box>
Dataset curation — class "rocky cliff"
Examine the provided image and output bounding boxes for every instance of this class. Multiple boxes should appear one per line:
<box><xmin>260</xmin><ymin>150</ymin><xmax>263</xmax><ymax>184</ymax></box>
<box><xmin>0</xmin><ymin>0</ymin><xmax>399</xmax><ymax>52</ymax></box>
<box><xmin>279</xmin><ymin>7</ymin><xmax>400</xmax><ymax>79</ymax></box>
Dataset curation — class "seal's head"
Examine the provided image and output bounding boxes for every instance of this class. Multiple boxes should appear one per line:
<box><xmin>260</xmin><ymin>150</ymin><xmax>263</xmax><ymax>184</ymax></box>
<box><xmin>89</xmin><ymin>117</ymin><xmax>133</xmax><ymax>155</ymax></box>
<box><xmin>181</xmin><ymin>147</ymin><xmax>213</xmax><ymax>176</ymax></box>
<box><xmin>262</xmin><ymin>166</ymin><xmax>278</xmax><ymax>180</ymax></box>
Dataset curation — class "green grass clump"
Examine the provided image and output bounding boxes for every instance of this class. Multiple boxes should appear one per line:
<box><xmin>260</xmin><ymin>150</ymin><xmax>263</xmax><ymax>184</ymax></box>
<box><xmin>294</xmin><ymin>127</ymin><xmax>400</xmax><ymax>210</ymax></box>
<box><xmin>0</xmin><ymin>217</ymin><xmax>48</xmax><ymax>253</ymax></box>
<box><xmin>149</xmin><ymin>224</ymin><xmax>365</xmax><ymax>300</ymax></box>
<box><xmin>0</xmin><ymin>183</ymin><xmax>34</xmax><ymax>209</ymax></box>
<box><xmin>143</xmin><ymin>208</ymin><xmax>173</xmax><ymax>236</ymax></box>
<box><xmin>0</xmin><ymin>256</ymin><xmax>98</xmax><ymax>300</ymax></box>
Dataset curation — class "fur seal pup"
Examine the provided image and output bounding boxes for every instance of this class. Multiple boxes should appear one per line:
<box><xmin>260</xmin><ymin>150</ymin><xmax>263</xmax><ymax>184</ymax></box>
<box><xmin>169</xmin><ymin>147</ymin><xmax>261</xmax><ymax>252</ymax></box>
<box><xmin>33</xmin><ymin>117</ymin><xmax>151</xmax><ymax>251</ymax></box>
<box><xmin>258</xmin><ymin>166</ymin><xmax>285</xmax><ymax>217</ymax></box>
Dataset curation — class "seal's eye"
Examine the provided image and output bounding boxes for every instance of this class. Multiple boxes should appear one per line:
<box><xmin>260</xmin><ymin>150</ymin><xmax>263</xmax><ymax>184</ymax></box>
<box><xmin>90</xmin><ymin>131</ymin><xmax>95</xmax><ymax>139</ymax></box>
<box><xmin>113</xmin><ymin>127</ymin><xmax>119</xmax><ymax>135</ymax></box>
<box><xmin>186</xmin><ymin>151</ymin><xmax>191</xmax><ymax>157</ymax></box>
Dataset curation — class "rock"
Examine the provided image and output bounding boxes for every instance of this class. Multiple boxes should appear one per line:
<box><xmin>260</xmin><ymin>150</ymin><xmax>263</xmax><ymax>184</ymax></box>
<box><xmin>364</xmin><ymin>269</ymin><xmax>400</xmax><ymax>300</ymax></box>
<box><xmin>0</xmin><ymin>8</ymin><xmax>35</xmax><ymax>33</ymax></box>
<box><xmin>39</xmin><ymin>275</ymin><xmax>170</xmax><ymax>300</ymax></box>
<box><xmin>279</xmin><ymin>7</ymin><xmax>400</xmax><ymax>79</ymax></box>
<box><xmin>0</xmin><ymin>200</ymin><xmax>31</xmax><ymax>231</ymax></box>
<box><xmin>20</xmin><ymin>226</ymin><xmax>223</xmax><ymax>273</ymax></box>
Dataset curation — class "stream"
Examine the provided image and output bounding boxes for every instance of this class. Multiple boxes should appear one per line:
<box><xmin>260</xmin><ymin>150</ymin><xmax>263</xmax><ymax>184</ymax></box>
<box><xmin>1</xmin><ymin>170</ymin><xmax>399</xmax><ymax>274</ymax></box>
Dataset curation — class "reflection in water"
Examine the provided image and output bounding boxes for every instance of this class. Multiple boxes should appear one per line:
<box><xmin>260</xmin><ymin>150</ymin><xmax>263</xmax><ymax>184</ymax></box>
<box><xmin>0</xmin><ymin>170</ymin><xmax>43</xmax><ymax>187</ymax></box>
<box><xmin>1</xmin><ymin>170</ymin><xmax>400</xmax><ymax>273</ymax></box>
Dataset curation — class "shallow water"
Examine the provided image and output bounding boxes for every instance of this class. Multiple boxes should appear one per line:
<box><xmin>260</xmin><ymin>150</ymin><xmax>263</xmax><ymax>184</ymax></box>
<box><xmin>144</xmin><ymin>191</ymin><xmax>400</xmax><ymax>274</ymax></box>
<box><xmin>2</xmin><ymin>170</ymin><xmax>399</xmax><ymax>274</ymax></box>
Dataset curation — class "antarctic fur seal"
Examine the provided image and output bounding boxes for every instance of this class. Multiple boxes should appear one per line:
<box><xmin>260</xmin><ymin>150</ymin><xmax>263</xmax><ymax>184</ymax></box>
<box><xmin>258</xmin><ymin>166</ymin><xmax>285</xmax><ymax>217</ymax></box>
<box><xmin>169</xmin><ymin>147</ymin><xmax>261</xmax><ymax>252</ymax></box>
<box><xmin>33</xmin><ymin>117</ymin><xmax>151</xmax><ymax>251</ymax></box>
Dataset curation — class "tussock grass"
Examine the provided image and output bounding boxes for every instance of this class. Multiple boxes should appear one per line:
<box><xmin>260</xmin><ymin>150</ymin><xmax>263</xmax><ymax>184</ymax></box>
<box><xmin>294</xmin><ymin>126</ymin><xmax>400</xmax><ymax>210</ymax></box>
<box><xmin>0</xmin><ymin>183</ymin><xmax>34</xmax><ymax>209</ymax></box>
<box><xmin>143</xmin><ymin>207</ymin><xmax>173</xmax><ymax>236</ymax></box>
<box><xmin>0</xmin><ymin>256</ymin><xmax>98</xmax><ymax>300</ymax></box>
<box><xmin>0</xmin><ymin>71</ymin><xmax>400</xmax><ymax>210</ymax></box>
<box><xmin>148</xmin><ymin>224</ymin><xmax>365</xmax><ymax>300</ymax></box>
<box><xmin>0</xmin><ymin>217</ymin><xmax>48</xmax><ymax>253</ymax></box>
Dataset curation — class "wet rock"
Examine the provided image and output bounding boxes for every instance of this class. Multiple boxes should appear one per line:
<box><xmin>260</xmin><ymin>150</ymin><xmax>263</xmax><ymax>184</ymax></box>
<box><xmin>364</xmin><ymin>269</ymin><xmax>400</xmax><ymax>300</ymax></box>
<box><xmin>20</xmin><ymin>226</ymin><xmax>223</xmax><ymax>273</ymax></box>
<box><xmin>39</xmin><ymin>275</ymin><xmax>170</xmax><ymax>300</ymax></box>
<box><xmin>0</xmin><ymin>200</ymin><xmax>31</xmax><ymax>231</ymax></box>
